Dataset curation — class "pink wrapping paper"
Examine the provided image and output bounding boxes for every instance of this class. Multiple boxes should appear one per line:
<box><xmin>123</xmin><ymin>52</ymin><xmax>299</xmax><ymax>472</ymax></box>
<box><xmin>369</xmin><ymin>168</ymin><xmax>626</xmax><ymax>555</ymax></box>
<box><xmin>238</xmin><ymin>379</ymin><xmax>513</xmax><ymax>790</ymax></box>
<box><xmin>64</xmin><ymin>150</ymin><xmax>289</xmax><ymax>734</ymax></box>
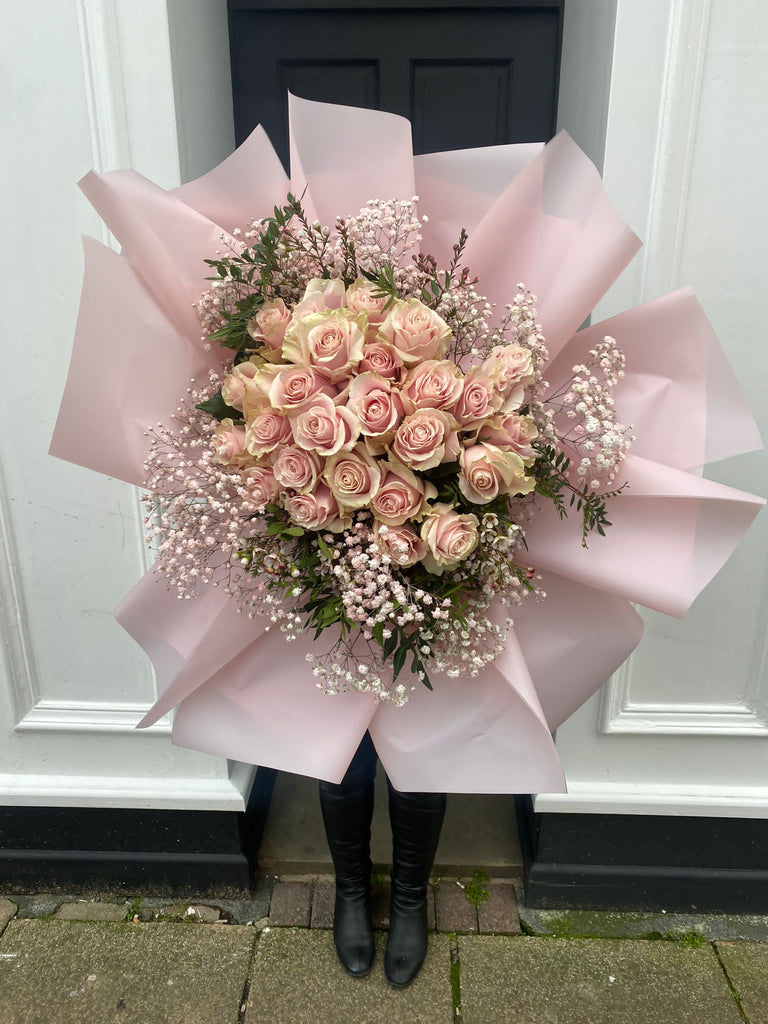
<box><xmin>51</xmin><ymin>95</ymin><xmax>763</xmax><ymax>793</ymax></box>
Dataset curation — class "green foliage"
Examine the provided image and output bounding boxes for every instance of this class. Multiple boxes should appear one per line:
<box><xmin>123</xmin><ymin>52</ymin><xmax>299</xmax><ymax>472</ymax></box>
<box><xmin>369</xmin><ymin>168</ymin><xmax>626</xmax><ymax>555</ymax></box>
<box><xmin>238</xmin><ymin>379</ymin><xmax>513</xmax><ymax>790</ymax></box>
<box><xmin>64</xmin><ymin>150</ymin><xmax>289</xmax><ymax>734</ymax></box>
<box><xmin>124</xmin><ymin>896</ymin><xmax>142</xmax><ymax>921</ymax></box>
<box><xmin>194</xmin><ymin>392</ymin><xmax>243</xmax><ymax>422</ymax></box>
<box><xmin>202</xmin><ymin>193</ymin><xmax>328</xmax><ymax>362</ymax></box>
<box><xmin>462</xmin><ymin>868</ymin><xmax>491</xmax><ymax>908</ymax></box>
<box><xmin>532</xmin><ymin>442</ymin><xmax>626</xmax><ymax>546</ymax></box>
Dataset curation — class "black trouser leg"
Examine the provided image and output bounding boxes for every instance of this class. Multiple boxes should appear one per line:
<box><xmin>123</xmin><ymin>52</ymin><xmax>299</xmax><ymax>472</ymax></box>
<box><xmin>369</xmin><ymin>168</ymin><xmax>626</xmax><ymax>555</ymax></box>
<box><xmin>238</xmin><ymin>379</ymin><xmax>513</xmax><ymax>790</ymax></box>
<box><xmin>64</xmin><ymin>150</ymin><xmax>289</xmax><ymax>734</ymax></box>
<box><xmin>318</xmin><ymin>731</ymin><xmax>378</xmax><ymax>977</ymax></box>
<box><xmin>385</xmin><ymin>780</ymin><xmax>447</xmax><ymax>988</ymax></box>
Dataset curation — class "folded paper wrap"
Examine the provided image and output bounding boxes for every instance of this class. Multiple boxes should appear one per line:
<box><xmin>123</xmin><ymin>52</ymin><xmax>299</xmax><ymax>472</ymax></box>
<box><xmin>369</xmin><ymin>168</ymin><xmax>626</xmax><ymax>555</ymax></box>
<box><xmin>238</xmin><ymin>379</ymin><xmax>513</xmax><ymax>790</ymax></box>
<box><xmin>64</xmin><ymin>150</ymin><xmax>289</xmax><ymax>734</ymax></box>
<box><xmin>50</xmin><ymin>96</ymin><xmax>763</xmax><ymax>793</ymax></box>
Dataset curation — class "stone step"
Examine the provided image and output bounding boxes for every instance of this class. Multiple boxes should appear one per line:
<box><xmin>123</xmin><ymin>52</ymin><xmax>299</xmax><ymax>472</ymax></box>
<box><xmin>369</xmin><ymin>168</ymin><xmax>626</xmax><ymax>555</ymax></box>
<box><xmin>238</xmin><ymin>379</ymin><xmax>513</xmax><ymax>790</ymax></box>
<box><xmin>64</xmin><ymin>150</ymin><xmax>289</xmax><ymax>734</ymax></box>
<box><xmin>258</xmin><ymin>770</ymin><xmax>523</xmax><ymax>877</ymax></box>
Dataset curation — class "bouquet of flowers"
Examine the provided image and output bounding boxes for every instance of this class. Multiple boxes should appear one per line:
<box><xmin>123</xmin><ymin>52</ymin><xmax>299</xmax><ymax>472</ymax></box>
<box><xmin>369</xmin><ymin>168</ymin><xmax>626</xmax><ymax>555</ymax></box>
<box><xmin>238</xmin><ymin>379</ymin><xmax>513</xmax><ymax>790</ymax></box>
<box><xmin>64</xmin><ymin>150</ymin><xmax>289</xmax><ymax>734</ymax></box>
<box><xmin>50</xmin><ymin>96</ymin><xmax>762</xmax><ymax>790</ymax></box>
<box><xmin>144</xmin><ymin>192</ymin><xmax>631</xmax><ymax>706</ymax></box>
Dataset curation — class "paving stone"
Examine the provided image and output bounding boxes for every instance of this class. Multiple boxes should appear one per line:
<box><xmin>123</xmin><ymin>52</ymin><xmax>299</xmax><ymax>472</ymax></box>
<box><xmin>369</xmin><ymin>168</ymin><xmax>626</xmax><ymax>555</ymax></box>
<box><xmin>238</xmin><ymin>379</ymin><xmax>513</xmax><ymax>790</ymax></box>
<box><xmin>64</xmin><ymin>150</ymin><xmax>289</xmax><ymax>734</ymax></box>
<box><xmin>55</xmin><ymin>902</ymin><xmax>128</xmax><ymax>922</ymax></box>
<box><xmin>213</xmin><ymin>875</ymin><xmax>274</xmax><ymax>923</ymax></box>
<box><xmin>269</xmin><ymin>881</ymin><xmax>312</xmax><ymax>927</ymax></box>
<box><xmin>478</xmin><ymin>882</ymin><xmax>520</xmax><ymax>934</ymax></box>
<box><xmin>458</xmin><ymin>935</ymin><xmax>743</xmax><ymax>1024</ymax></box>
<box><xmin>310</xmin><ymin>880</ymin><xmax>335</xmax><ymax>929</ymax></box>
<box><xmin>0</xmin><ymin>919</ymin><xmax>255</xmax><ymax>1024</ymax></box>
<box><xmin>246</xmin><ymin>928</ymin><xmax>453</xmax><ymax>1023</ymax></box>
<box><xmin>0</xmin><ymin>898</ymin><xmax>17</xmax><ymax>935</ymax></box>
<box><xmin>518</xmin><ymin>902</ymin><xmax>768</xmax><ymax>942</ymax></box>
<box><xmin>13</xmin><ymin>893</ymin><xmax>69</xmax><ymax>918</ymax></box>
<box><xmin>716</xmin><ymin>941</ymin><xmax>768</xmax><ymax>1024</ymax></box>
<box><xmin>435</xmin><ymin>881</ymin><xmax>478</xmax><ymax>933</ymax></box>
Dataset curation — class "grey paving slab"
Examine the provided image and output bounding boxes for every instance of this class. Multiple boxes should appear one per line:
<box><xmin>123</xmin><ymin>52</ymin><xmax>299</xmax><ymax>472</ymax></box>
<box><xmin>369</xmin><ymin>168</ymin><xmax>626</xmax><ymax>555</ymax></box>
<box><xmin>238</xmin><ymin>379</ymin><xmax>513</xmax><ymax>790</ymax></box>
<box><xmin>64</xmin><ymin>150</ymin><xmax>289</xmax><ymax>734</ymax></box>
<box><xmin>519</xmin><ymin>901</ymin><xmax>768</xmax><ymax>942</ymax></box>
<box><xmin>0</xmin><ymin>898</ymin><xmax>17</xmax><ymax>935</ymax></box>
<box><xmin>55</xmin><ymin>902</ymin><xmax>127</xmax><ymax>922</ymax></box>
<box><xmin>0</xmin><ymin>919</ymin><xmax>255</xmax><ymax>1024</ymax></box>
<box><xmin>246</xmin><ymin>928</ymin><xmax>453</xmax><ymax>1024</ymax></box>
<box><xmin>716</xmin><ymin>940</ymin><xmax>768</xmax><ymax>1024</ymax></box>
<box><xmin>458</xmin><ymin>936</ymin><xmax>743</xmax><ymax>1024</ymax></box>
<box><xmin>13</xmin><ymin>892</ymin><xmax>70</xmax><ymax>918</ymax></box>
<box><xmin>214</xmin><ymin>875</ymin><xmax>274</xmax><ymax>923</ymax></box>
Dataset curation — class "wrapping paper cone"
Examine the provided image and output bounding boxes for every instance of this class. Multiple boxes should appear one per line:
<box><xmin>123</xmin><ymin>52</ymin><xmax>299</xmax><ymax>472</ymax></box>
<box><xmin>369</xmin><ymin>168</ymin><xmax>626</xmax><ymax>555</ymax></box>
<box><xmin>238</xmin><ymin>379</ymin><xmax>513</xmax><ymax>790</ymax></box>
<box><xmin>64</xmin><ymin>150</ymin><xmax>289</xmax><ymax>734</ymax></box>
<box><xmin>51</xmin><ymin>96</ymin><xmax>763</xmax><ymax>793</ymax></box>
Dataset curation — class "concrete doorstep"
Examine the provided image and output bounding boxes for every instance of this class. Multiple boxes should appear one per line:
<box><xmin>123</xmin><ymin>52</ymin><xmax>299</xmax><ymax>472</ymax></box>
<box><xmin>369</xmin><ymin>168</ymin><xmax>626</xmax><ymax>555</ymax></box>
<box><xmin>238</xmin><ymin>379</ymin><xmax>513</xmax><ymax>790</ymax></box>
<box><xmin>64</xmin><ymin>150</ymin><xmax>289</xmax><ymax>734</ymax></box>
<box><xmin>1</xmin><ymin>886</ymin><xmax>767</xmax><ymax>1023</ymax></box>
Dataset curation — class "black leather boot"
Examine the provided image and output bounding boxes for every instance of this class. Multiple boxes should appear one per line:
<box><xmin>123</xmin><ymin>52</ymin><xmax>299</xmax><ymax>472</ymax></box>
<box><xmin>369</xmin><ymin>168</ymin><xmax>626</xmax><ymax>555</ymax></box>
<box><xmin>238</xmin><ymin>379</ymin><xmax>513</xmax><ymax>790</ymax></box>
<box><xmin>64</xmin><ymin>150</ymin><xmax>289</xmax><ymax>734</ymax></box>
<box><xmin>318</xmin><ymin>733</ymin><xmax>377</xmax><ymax>977</ymax></box>
<box><xmin>385</xmin><ymin>781</ymin><xmax>446</xmax><ymax>988</ymax></box>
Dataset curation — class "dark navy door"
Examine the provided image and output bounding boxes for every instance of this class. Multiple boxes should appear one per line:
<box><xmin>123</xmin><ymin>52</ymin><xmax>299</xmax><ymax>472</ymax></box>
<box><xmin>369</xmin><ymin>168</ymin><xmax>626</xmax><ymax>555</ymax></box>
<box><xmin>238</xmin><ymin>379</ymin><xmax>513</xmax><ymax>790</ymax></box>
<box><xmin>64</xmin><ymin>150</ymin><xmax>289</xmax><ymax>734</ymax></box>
<box><xmin>227</xmin><ymin>0</ymin><xmax>564</xmax><ymax>168</ymax></box>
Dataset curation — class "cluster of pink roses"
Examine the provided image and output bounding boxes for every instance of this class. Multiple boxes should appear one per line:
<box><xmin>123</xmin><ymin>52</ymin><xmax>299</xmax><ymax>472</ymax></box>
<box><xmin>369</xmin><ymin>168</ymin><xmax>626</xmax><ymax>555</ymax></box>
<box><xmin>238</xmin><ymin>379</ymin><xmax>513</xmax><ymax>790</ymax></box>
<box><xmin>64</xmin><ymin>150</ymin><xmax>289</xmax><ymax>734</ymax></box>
<box><xmin>213</xmin><ymin>277</ymin><xmax>539</xmax><ymax>575</ymax></box>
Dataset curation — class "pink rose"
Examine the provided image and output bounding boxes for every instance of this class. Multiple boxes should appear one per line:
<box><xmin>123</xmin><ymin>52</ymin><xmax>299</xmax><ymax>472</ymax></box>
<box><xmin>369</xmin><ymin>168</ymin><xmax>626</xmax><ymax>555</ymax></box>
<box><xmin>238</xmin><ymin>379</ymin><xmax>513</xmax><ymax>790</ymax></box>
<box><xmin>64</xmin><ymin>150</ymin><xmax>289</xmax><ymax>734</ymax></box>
<box><xmin>345</xmin><ymin>279</ymin><xmax>391</xmax><ymax>339</ymax></box>
<box><xmin>324</xmin><ymin>445</ymin><xmax>382</xmax><ymax>511</ymax></box>
<box><xmin>347</xmin><ymin>372</ymin><xmax>404</xmax><ymax>438</ymax></box>
<box><xmin>401</xmin><ymin>359</ymin><xmax>464</xmax><ymax>413</ymax></box>
<box><xmin>452</xmin><ymin>369</ymin><xmax>502</xmax><ymax>430</ymax></box>
<box><xmin>377</xmin><ymin>298</ymin><xmax>452</xmax><ymax>366</ymax></box>
<box><xmin>371</xmin><ymin>459</ymin><xmax>434</xmax><ymax>526</ymax></box>
<box><xmin>282</xmin><ymin>309</ymin><xmax>366</xmax><ymax>381</ymax></box>
<box><xmin>373</xmin><ymin>522</ymin><xmax>426</xmax><ymax>568</ymax></box>
<box><xmin>244</xmin><ymin>403</ymin><xmax>293</xmax><ymax>458</ymax></box>
<box><xmin>272</xmin><ymin>446</ymin><xmax>323</xmax><ymax>493</ymax></box>
<box><xmin>291</xmin><ymin>277</ymin><xmax>346</xmax><ymax>319</ymax></box>
<box><xmin>284</xmin><ymin>483</ymin><xmax>339</xmax><ymax>531</ymax></box>
<box><xmin>247</xmin><ymin>299</ymin><xmax>291</xmax><ymax>359</ymax></box>
<box><xmin>459</xmin><ymin>443</ymin><xmax>535</xmax><ymax>504</ymax></box>
<box><xmin>481</xmin><ymin>344</ymin><xmax>535</xmax><ymax>409</ymax></box>
<box><xmin>221</xmin><ymin>359</ymin><xmax>261</xmax><ymax>412</ymax></box>
<box><xmin>392</xmin><ymin>409</ymin><xmax>460</xmax><ymax>471</ymax></box>
<box><xmin>358</xmin><ymin>342</ymin><xmax>404</xmax><ymax>382</ymax></box>
<box><xmin>477</xmin><ymin>413</ymin><xmax>538</xmax><ymax>464</ymax></box>
<box><xmin>420</xmin><ymin>504</ymin><xmax>479</xmax><ymax>575</ymax></box>
<box><xmin>290</xmin><ymin>393</ymin><xmax>359</xmax><ymax>456</ymax></box>
<box><xmin>242</xmin><ymin>466</ymin><xmax>280</xmax><ymax>509</ymax></box>
<box><xmin>213</xmin><ymin>418</ymin><xmax>247</xmax><ymax>466</ymax></box>
<box><xmin>268</xmin><ymin>364</ymin><xmax>336</xmax><ymax>413</ymax></box>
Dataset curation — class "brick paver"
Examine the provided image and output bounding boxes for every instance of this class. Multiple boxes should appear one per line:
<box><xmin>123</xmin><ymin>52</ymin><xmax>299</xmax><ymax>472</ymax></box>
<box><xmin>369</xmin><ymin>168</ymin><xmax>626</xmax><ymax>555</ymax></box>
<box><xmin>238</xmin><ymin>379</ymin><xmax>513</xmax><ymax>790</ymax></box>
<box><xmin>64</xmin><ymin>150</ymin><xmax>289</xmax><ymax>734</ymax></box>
<box><xmin>478</xmin><ymin>881</ymin><xmax>521</xmax><ymax>934</ymax></box>
<box><xmin>269</xmin><ymin>881</ymin><xmax>312</xmax><ymax>928</ymax></box>
<box><xmin>435</xmin><ymin>881</ymin><xmax>478</xmax><ymax>933</ymax></box>
<box><xmin>310</xmin><ymin>879</ymin><xmax>335</xmax><ymax>929</ymax></box>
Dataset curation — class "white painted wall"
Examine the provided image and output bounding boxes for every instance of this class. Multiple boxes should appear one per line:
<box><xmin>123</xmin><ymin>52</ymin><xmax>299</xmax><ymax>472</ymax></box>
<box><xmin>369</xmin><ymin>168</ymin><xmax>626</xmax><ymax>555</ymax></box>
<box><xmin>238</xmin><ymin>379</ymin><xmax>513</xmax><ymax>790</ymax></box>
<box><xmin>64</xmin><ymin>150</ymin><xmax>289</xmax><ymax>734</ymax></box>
<box><xmin>0</xmin><ymin>0</ymin><xmax>248</xmax><ymax>808</ymax></box>
<box><xmin>540</xmin><ymin>0</ymin><xmax>768</xmax><ymax>816</ymax></box>
<box><xmin>556</xmin><ymin>0</ymin><xmax>618</xmax><ymax>170</ymax></box>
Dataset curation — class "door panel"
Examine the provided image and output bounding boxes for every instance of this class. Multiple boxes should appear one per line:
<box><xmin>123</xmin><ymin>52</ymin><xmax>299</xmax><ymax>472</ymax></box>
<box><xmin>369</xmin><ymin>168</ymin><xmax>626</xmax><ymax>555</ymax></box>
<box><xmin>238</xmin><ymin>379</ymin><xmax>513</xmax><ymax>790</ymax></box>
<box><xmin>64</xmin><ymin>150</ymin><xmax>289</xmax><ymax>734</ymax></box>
<box><xmin>228</xmin><ymin>3</ymin><xmax>564</xmax><ymax>166</ymax></box>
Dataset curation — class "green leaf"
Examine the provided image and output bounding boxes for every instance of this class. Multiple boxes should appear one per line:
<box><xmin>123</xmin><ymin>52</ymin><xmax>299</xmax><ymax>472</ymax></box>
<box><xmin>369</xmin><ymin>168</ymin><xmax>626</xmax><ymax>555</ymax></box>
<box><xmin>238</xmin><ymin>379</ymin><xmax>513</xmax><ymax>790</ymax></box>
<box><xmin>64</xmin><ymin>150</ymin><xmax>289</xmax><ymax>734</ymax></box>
<box><xmin>317</xmin><ymin>535</ymin><xmax>333</xmax><ymax>559</ymax></box>
<box><xmin>393</xmin><ymin>644</ymin><xmax>407</xmax><ymax>679</ymax></box>
<box><xmin>195</xmin><ymin>392</ymin><xmax>243</xmax><ymax>421</ymax></box>
<box><xmin>283</xmin><ymin>526</ymin><xmax>305</xmax><ymax>537</ymax></box>
<box><xmin>383</xmin><ymin>633</ymin><xmax>398</xmax><ymax>660</ymax></box>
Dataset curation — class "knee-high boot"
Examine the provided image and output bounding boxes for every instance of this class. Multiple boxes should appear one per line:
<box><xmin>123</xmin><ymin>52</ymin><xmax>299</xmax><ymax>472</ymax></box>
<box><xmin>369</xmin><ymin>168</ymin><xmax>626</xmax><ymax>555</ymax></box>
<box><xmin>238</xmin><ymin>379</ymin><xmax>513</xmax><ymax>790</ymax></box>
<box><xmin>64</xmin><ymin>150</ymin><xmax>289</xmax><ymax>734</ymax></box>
<box><xmin>385</xmin><ymin>781</ymin><xmax>446</xmax><ymax>988</ymax></box>
<box><xmin>318</xmin><ymin>732</ymin><xmax>377</xmax><ymax>977</ymax></box>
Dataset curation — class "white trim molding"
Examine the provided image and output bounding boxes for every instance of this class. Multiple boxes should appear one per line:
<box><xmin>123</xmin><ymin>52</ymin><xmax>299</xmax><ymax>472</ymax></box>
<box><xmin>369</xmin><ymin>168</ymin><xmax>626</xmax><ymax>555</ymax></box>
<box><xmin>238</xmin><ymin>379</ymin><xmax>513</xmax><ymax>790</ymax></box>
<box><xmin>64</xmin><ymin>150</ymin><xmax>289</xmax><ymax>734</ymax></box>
<box><xmin>640</xmin><ymin>0</ymin><xmax>712</xmax><ymax>301</ymax></box>
<box><xmin>0</xmin><ymin>461</ymin><xmax>38</xmax><ymax>727</ymax></box>
<box><xmin>15</xmin><ymin>700</ymin><xmax>171</xmax><ymax>735</ymax></box>
<box><xmin>599</xmin><ymin>660</ymin><xmax>768</xmax><ymax>737</ymax></box>
<box><xmin>0</xmin><ymin>762</ymin><xmax>255</xmax><ymax>811</ymax></box>
<box><xmin>535</xmin><ymin>782</ymin><xmax>768</xmax><ymax>819</ymax></box>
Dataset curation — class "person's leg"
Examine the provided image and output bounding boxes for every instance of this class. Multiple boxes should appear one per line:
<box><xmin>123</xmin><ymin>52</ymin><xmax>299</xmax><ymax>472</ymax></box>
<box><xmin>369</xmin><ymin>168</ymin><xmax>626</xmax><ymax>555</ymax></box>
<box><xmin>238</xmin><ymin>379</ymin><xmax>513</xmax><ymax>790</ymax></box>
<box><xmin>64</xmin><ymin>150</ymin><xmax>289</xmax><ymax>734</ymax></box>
<box><xmin>385</xmin><ymin>779</ymin><xmax>447</xmax><ymax>987</ymax></box>
<box><xmin>318</xmin><ymin>731</ymin><xmax>378</xmax><ymax>977</ymax></box>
